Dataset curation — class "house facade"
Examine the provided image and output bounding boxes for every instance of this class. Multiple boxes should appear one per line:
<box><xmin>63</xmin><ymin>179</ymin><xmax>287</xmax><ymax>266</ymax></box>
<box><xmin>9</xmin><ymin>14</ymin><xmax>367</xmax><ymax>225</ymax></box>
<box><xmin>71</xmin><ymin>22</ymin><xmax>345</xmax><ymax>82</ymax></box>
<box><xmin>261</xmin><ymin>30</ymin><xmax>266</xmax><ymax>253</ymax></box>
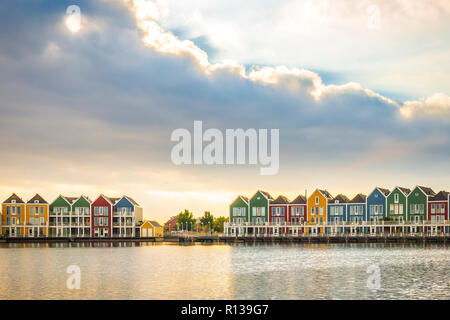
<box><xmin>289</xmin><ymin>195</ymin><xmax>307</xmax><ymax>224</ymax></box>
<box><xmin>328</xmin><ymin>194</ymin><xmax>349</xmax><ymax>223</ymax></box>
<box><xmin>407</xmin><ymin>186</ymin><xmax>435</xmax><ymax>223</ymax></box>
<box><xmin>387</xmin><ymin>187</ymin><xmax>411</xmax><ymax>222</ymax></box>
<box><xmin>140</xmin><ymin>220</ymin><xmax>163</xmax><ymax>237</ymax></box>
<box><xmin>347</xmin><ymin>194</ymin><xmax>367</xmax><ymax>222</ymax></box>
<box><xmin>25</xmin><ymin>194</ymin><xmax>49</xmax><ymax>237</ymax></box>
<box><xmin>1</xmin><ymin>193</ymin><xmax>26</xmax><ymax>237</ymax></box>
<box><xmin>249</xmin><ymin>190</ymin><xmax>272</xmax><ymax>224</ymax></box>
<box><xmin>307</xmin><ymin>189</ymin><xmax>333</xmax><ymax>234</ymax></box>
<box><xmin>229</xmin><ymin>195</ymin><xmax>249</xmax><ymax>224</ymax></box>
<box><xmin>428</xmin><ymin>191</ymin><xmax>449</xmax><ymax>234</ymax></box>
<box><xmin>269</xmin><ymin>195</ymin><xmax>290</xmax><ymax>224</ymax></box>
<box><xmin>91</xmin><ymin>195</ymin><xmax>118</xmax><ymax>237</ymax></box>
<box><xmin>113</xmin><ymin>196</ymin><xmax>143</xmax><ymax>237</ymax></box>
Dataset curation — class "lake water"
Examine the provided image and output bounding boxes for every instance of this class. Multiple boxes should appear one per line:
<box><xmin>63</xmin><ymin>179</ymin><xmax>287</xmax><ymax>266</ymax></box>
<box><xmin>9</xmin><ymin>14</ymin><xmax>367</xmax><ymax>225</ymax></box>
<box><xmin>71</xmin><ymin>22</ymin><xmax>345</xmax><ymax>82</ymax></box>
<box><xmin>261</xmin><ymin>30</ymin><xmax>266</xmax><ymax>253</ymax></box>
<box><xmin>0</xmin><ymin>242</ymin><xmax>448</xmax><ymax>300</ymax></box>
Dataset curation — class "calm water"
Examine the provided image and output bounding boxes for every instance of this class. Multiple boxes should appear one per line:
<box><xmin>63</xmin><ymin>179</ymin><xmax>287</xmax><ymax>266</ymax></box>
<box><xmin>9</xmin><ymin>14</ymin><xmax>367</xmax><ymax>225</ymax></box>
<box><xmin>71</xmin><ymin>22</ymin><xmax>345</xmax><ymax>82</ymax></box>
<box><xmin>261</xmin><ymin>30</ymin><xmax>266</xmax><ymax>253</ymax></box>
<box><xmin>0</xmin><ymin>242</ymin><xmax>448</xmax><ymax>300</ymax></box>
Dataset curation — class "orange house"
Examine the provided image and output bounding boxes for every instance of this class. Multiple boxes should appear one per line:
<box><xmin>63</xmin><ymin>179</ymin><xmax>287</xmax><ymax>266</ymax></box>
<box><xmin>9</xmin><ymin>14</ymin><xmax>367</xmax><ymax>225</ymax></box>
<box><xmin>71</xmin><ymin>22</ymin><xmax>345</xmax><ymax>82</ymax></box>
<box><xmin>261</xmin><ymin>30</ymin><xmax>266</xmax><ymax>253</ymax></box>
<box><xmin>25</xmin><ymin>194</ymin><xmax>49</xmax><ymax>237</ymax></box>
<box><xmin>307</xmin><ymin>189</ymin><xmax>333</xmax><ymax>234</ymax></box>
<box><xmin>1</xmin><ymin>193</ymin><xmax>26</xmax><ymax>237</ymax></box>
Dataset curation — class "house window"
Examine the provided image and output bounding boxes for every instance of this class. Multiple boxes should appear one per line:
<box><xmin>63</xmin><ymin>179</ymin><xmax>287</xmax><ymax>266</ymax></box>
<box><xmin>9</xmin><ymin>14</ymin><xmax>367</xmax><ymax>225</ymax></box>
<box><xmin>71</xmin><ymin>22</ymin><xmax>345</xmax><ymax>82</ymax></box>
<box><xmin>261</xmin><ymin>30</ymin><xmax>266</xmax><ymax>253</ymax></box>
<box><xmin>311</xmin><ymin>207</ymin><xmax>315</xmax><ymax>215</ymax></box>
<box><xmin>319</xmin><ymin>207</ymin><xmax>324</xmax><ymax>215</ymax></box>
<box><xmin>394</xmin><ymin>194</ymin><xmax>399</xmax><ymax>203</ymax></box>
<box><xmin>315</xmin><ymin>196</ymin><xmax>319</xmax><ymax>205</ymax></box>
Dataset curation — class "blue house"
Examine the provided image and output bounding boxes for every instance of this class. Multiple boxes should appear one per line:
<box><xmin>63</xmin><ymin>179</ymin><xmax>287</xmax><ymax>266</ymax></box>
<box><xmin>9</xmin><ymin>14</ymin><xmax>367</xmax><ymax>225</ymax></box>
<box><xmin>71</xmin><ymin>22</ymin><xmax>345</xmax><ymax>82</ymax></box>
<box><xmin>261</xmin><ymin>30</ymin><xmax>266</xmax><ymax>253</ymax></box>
<box><xmin>366</xmin><ymin>187</ymin><xmax>390</xmax><ymax>222</ymax></box>
<box><xmin>112</xmin><ymin>196</ymin><xmax>143</xmax><ymax>237</ymax></box>
<box><xmin>327</xmin><ymin>194</ymin><xmax>349</xmax><ymax>234</ymax></box>
<box><xmin>347</xmin><ymin>194</ymin><xmax>367</xmax><ymax>222</ymax></box>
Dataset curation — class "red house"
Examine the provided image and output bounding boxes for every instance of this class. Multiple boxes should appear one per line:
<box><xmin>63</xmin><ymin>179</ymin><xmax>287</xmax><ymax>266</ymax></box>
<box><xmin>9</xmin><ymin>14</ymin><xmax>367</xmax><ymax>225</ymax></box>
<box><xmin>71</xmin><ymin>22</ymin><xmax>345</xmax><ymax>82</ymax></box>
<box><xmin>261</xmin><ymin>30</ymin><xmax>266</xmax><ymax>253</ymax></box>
<box><xmin>428</xmin><ymin>191</ymin><xmax>449</xmax><ymax>234</ymax></box>
<box><xmin>289</xmin><ymin>194</ymin><xmax>307</xmax><ymax>224</ymax></box>
<box><xmin>269</xmin><ymin>195</ymin><xmax>290</xmax><ymax>224</ymax></box>
<box><xmin>164</xmin><ymin>215</ymin><xmax>178</xmax><ymax>232</ymax></box>
<box><xmin>91</xmin><ymin>195</ymin><xmax>119</xmax><ymax>237</ymax></box>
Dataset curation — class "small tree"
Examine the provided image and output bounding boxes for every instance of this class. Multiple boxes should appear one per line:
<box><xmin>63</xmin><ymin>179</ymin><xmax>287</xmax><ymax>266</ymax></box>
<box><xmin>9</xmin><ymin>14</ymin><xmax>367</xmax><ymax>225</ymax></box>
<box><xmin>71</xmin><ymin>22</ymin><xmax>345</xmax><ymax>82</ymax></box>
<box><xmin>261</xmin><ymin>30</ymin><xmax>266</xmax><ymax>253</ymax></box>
<box><xmin>200</xmin><ymin>211</ymin><xmax>214</xmax><ymax>231</ymax></box>
<box><xmin>177</xmin><ymin>209</ymin><xmax>196</xmax><ymax>231</ymax></box>
<box><xmin>213</xmin><ymin>216</ymin><xmax>229</xmax><ymax>232</ymax></box>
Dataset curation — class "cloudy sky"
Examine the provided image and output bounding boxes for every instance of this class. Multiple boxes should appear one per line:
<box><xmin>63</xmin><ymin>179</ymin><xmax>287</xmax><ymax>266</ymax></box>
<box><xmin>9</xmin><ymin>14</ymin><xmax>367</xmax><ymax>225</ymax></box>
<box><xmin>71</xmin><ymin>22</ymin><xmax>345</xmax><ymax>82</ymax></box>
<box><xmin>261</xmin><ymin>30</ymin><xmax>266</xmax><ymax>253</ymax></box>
<box><xmin>0</xmin><ymin>0</ymin><xmax>449</xmax><ymax>222</ymax></box>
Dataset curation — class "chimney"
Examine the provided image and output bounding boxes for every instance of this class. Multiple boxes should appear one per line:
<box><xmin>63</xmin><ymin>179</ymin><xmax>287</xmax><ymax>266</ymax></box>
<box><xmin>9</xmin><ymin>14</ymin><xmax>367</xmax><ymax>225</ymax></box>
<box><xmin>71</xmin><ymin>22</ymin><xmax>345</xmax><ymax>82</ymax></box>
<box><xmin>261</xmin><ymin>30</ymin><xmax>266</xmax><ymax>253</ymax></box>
<box><xmin>305</xmin><ymin>189</ymin><xmax>307</xmax><ymax>200</ymax></box>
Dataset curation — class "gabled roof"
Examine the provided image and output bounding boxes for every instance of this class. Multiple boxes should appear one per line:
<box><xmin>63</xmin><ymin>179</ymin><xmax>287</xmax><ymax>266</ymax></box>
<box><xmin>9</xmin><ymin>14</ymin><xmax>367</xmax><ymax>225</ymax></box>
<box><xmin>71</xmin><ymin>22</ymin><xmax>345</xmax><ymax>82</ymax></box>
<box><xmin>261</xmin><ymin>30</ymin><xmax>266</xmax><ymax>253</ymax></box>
<box><xmin>396</xmin><ymin>187</ymin><xmax>411</xmax><ymax>196</ymax></box>
<box><xmin>3</xmin><ymin>193</ymin><xmax>25</xmax><ymax>204</ymax></box>
<box><xmin>27</xmin><ymin>194</ymin><xmax>48</xmax><ymax>204</ymax></box>
<box><xmin>329</xmin><ymin>194</ymin><xmax>350</xmax><ymax>204</ymax></box>
<box><xmin>233</xmin><ymin>195</ymin><xmax>249</xmax><ymax>204</ymax></box>
<box><xmin>417</xmin><ymin>186</ymin><xmax>436</xmax><ymax>197</ymax></box>
<box><xmin>259</xmin><ymin>190</ymin><xmax>273</xmax><ymax>200</ymax></box>
<box><xmin>60</xmin><ymin>196</ymin><xmax>78</xmax><ymax>205</ymax></box>
<box><xmin>290</xmin><ymin>194</ymin><xmax>306</xmax><ymax>205</ymax></box>
<box><xmin>94</xmin><ymin>194</ymin><xmax>119</xmax><ymax>205</ymax></box>
<box><xmin>429</xmin><ymin>191</ymin><xmax>449</xmax><ymax>202</ymax></box>
<box><xmin>270</xmin><ymin>195</ymin><xmax>290</xmax><ymax>205</ymax></box>
<box><xmin>318</xmin><ymin>189</ymin><xmax>333</xmax><ymax>199</ymax></box>
<box><xmin>123</xmin><ymin>196</ymin><xmax>140</xmax><ymax>206</ymax></box>
<box><xmin>376</xmin><ymin>187</ymin><xmax>390</xmax><ymax>196</ymax></box>
<box><xmin>350</xmin><ymin>194</ymin><xmax>367</xmax><ymax>204</ymax></box>
<box><xmin>149</xmin><ymin>221</ymin><xmax>163</xmax><ymax>228</ymax></box>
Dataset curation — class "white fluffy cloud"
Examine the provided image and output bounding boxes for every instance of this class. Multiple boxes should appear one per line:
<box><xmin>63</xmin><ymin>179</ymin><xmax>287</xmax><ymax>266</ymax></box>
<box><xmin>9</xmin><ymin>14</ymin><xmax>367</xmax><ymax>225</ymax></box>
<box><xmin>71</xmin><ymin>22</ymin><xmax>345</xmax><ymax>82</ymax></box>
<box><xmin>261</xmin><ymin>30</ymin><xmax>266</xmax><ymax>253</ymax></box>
<box><xmin>121</xmin><ymin>0</ymin><xmax>450</xmax><ymax>118</ymax></box>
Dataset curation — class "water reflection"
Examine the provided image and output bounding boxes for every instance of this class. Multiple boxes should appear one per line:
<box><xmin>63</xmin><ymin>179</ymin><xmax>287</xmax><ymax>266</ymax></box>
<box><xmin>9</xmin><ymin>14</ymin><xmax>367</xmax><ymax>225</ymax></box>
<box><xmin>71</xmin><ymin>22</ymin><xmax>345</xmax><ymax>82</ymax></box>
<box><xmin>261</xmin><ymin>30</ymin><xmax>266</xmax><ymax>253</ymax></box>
<box><xmin>0</xmin><ymin>243</ymin><xmax>448</xmax><ymax>299</ymax></box>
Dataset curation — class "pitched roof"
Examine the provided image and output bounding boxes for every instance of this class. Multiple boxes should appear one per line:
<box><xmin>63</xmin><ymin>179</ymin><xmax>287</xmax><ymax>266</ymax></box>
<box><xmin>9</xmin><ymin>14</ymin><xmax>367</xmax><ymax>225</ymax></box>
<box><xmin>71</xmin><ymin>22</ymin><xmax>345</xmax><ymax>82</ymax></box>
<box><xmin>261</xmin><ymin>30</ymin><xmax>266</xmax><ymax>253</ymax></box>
<box><xmin>123</xmin><ymin>196</ymin><xmax>140</xmax><ymax>206</ymax></box>
<box><xmin>329</xmin><ymin>194</ymin><xmax>350</xmax><ymax>204</ymax></box>
<box><xmin>27</xmin><ymin>194</ymin><xmax>48</xmax><ymax>204</ymax></box>
<box><xmin>417</xmin><ymin>186</ymin><xmax>436</xmax><ymax>197</ymax></box>
<box><xmin>3</xmin><ymin>193</ymin><xmax>25</xmax><ymax>204</ymax></box>
<box><xmin>259</xmin><ymin>190</ymin><xmax>273</xmax><ymax>200</ymax></box>
<box><xmin>290</xmin><ymin>194</ymin><xmax>306</xmax><ymax>205</ymax></box>
<box><xmin>377</xmin><ymin>187</ymin><xmax>390</xmax><ymax>196</ymax></box>
<box><xmin>318</xmin><ymin>189</ymin><xmax>333</xmax><ymax>199</ymax></box>
<box><xmin>397</xmin><ymin>187</ymin><xmax>411</xmax><ymax>196</ymax></box>
<box><xmin>429</xmin><ymin>191</ymin><xmax>449</xmax><ymax>202</ymax></box>
<box><xmin>104</xmin><ymin>196</ymin><xmax>120</xmax><ymax>205</ymax></box>
<box><xmin>149</xmin><ymin>221</ymin><xmax>163</xmax><ymax>228</ymax></box>
<box><xmin>62</xmin><ymin>196</ymin><xmax>78</xmax><ymax>205</ymax></box>
<box><xmin>350</xmin><ymin>194</ymin><xmax>367</xmax><ymax>203</ymax></box>
<box><xmin>270</xmin><ymin>195</ymin><xmax>290</xmax><ymax>204</ymax></box>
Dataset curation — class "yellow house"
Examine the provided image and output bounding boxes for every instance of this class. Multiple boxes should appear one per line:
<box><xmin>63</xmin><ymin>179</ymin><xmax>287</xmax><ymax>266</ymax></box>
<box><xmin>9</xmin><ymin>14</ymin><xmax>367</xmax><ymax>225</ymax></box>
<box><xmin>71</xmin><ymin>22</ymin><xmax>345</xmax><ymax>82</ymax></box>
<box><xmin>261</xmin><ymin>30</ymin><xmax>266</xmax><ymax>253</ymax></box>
<box><xmin>2</xmin><ymin>193</ymin><xmax>26</xmax><ymax>237</ymax></box>
<box><xmin>140</xmin><ymin>220</ymin><xmax>163</xmax><ymax>238</ymax></box>
<box><xmin>307</xmin><ymin>189</ymin><xmax>333</xmax><ymax>234</ymax></box>
<box><xmin>25</xmin><ymin>194</ymin><xmax>49</xmax><ymax>237</ymax></box>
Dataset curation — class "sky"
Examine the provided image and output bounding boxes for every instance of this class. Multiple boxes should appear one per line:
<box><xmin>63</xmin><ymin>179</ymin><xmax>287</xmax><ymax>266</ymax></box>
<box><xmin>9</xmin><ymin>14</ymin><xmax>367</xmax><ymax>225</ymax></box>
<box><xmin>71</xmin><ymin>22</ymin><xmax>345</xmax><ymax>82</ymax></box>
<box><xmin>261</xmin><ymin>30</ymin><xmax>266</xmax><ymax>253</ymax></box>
<box><xmin>0</xmin><ymin>0</ymin><xmax>449</xmax><ymax>223</ymax></box>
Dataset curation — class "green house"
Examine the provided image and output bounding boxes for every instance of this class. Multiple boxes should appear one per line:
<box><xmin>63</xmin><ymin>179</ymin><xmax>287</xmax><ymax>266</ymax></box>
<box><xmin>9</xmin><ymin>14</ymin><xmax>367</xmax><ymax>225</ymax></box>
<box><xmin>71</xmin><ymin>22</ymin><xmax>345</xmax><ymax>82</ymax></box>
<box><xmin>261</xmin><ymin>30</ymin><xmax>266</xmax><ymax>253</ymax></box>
<box><xmin>407</xmin><ymin>186</ymin><xmax>435</xmax><ymax>223</ymax></box>
<box><xmin>387</xmin><ymin>187</ymin><xmax>411</xmax><ymax>222</ymax></box>
<box><xmin>229</xmin><ymin>195</ymin><xmax>249</xmax><ymax>223</ymax></box>
<box><xmin>249</xmin><ymin>190</ymin><xmax>273</xmax><ymax>223</ymax></box>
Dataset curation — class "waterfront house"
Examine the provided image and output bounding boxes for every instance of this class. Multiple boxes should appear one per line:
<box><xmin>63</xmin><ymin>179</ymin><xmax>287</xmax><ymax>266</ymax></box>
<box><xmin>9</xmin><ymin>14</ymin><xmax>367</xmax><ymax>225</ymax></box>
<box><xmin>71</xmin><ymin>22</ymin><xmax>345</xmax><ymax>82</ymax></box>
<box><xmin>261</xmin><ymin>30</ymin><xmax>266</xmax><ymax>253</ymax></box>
<box><xmin>328</xmin><ymin>194</ymin><xmax>349</xmax><ymax>223</ymax></box>
<box><xmin>269</xmin><ymin>195</ymin><xmax>290</xmax><ymax>224</ymax></box>
<box><xmin>140</xmin><ymin>220</ymin><xmax>163</xmax><ymax>237</ymax></box>
<box><xmin>229</xmin><ymin>195</ymin><xmax>249</xmax><ymax>224</ymax></box>
<box><xmin>1</xmin><ymin>193</ymin><xmax>26</xmax><ymax>237</ymax></box>
<box><xmin>71</xmin><ymin>196</ymin><xmax>92</xmax><ymax>237</ymax></box>
<box><xmin>347</xmin><ymin>194</ymin><xmax>367</xmax><ymax>222</ymax></box>
<box><xmin>289</xmin><ymin>194</ymin><xmax>307</xmax><ymax>224</ymax></box>
<box><xmin>387</xmin><ymin>187</ymin><xmax>411</xmax><ymax>224</ymax></box>
<box><xmin>49</xmin><ymin>195</ymin><xmax>76</xmax><ymax>237</ymax></box>
<box><xmin>327</xmin><ymin>194</ymin><xmax>349</xmax><ymax>234</ymax></box>
<box><xmin>249</xmin><ymin>190</ymin><xmax>273</xmax><ymax>236</ymax></box>
<box><xmin>407</xmin><ymin>186</ymin><xmax>435</xmax><ymax>224</ymax></box>
<box><xmin>91</xmin><ymin>195</ymin><xmax>119</xmax><ymax>237</ymax></box>
<box><xmin>307</xmin><ymin>189</ymin><xmax>333</xmax><ymax>234</ymax></box>
<box><xmin>249</xmin><ymin>190</ymin><xmax>272</xmax><ymax>224</ymax></box>
<box><xmin>269</xmin><ymin>195</ymin><xmax>290</xmax><ymax>235</ymax></box>
<box><xmin>26</xmin><ymin>194</ymin><xmax>49</xmax><ymax>237</ymax></box>
<box><xmin>428</xmin><ymin>191</ymin><xmax>449</xmax><ymax>234</ymax></box>
<box><xmin>367</xmin><ymin>187</ymin><xmax>389</xmax><ymax>222</ymax></box>
<box><xmin>113</xmin><ymin>196</ymin><xmax>143</xmax><ymax>237</ymax></box>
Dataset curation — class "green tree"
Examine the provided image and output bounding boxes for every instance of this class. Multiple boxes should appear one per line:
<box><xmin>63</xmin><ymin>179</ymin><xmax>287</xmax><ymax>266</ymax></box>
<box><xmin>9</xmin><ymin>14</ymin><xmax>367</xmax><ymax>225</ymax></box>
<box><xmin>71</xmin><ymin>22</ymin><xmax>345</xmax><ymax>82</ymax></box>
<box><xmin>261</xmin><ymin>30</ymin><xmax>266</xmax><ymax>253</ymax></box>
<box><xmin>177</xmin><ymin>209</ymin><xmax>196</xmax><ymax>231</ymax></box>
<box><xmin>213</xmin><ymin>216</ymin><xmax>229</xmax><ymax>232</ymax></box>
<box><xmin>200</xmin><ymin>211</ymin><xmax>214</xmax><ymax>230</ymax></box>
